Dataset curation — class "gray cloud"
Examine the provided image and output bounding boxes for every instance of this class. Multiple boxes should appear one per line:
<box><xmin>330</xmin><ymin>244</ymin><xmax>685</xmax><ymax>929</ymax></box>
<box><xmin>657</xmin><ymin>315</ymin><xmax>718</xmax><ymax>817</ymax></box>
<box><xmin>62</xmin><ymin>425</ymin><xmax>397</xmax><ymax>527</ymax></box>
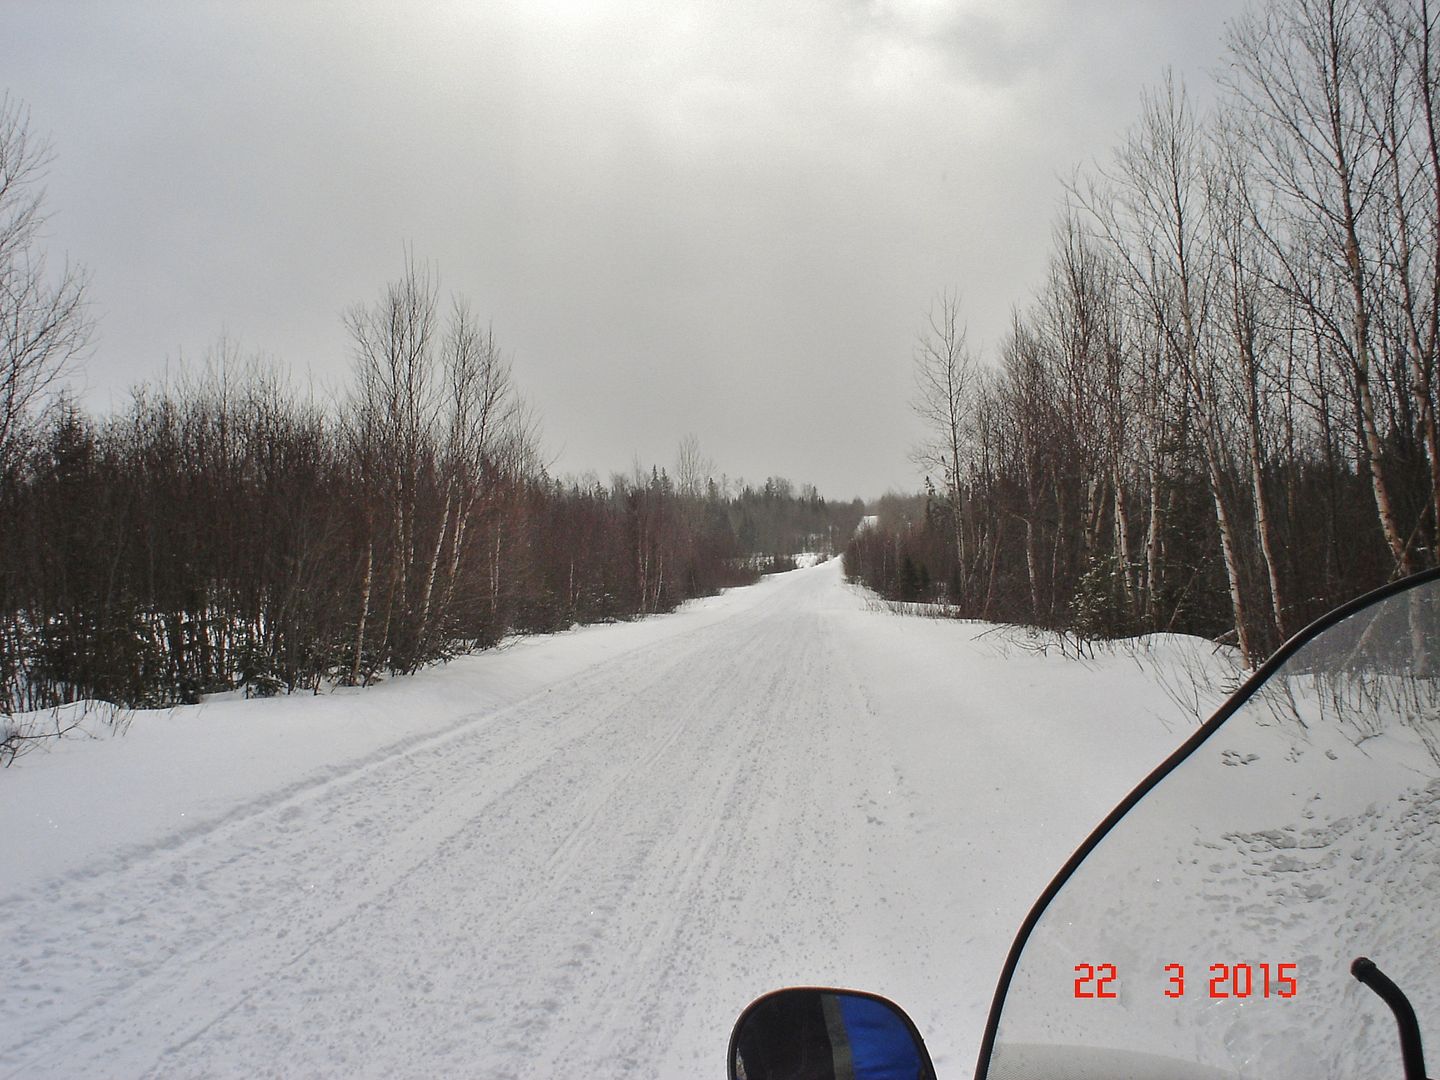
<box><xmin>8</xmin><ymin>0</ymin><xmax>1250</xmax><ymax>500</ymax></box>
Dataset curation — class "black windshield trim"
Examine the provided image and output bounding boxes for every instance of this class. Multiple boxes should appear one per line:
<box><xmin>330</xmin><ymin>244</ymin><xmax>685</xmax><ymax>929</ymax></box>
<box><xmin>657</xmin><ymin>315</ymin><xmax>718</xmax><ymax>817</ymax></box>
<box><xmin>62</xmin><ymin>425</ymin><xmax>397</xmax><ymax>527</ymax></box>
<box><xmin>972</xmin><ymin>566</ymin><xmax>1440</xmax><ymax>1080</ymax></box>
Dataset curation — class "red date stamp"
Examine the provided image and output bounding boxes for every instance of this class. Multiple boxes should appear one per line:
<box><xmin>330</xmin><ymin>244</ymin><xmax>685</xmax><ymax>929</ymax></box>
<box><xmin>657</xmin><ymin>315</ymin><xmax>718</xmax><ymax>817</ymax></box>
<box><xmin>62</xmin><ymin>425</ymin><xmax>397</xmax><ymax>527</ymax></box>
<box><xmin>1074</xmin><ymin>963</ymin><xmax>1297</xmax><ymax>999</ymax></box>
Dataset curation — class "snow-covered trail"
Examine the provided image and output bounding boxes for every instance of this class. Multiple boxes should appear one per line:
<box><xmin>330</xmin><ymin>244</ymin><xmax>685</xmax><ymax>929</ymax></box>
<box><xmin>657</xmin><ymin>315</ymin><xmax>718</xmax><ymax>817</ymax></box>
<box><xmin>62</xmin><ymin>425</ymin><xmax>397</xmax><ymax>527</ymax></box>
<box><xmin>1</xmin><ymin>561</ymin><xmax>1213</xmax><ymax>1078</ymax></box>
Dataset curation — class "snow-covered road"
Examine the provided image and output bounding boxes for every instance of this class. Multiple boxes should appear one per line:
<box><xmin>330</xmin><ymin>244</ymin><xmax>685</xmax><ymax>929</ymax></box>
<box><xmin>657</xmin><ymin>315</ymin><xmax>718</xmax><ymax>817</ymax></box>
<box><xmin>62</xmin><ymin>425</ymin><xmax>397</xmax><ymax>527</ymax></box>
<box><xmin>1</xmin><ymin>560</ymin><xmax>1218</xmax><ymax>1078</ymax></box>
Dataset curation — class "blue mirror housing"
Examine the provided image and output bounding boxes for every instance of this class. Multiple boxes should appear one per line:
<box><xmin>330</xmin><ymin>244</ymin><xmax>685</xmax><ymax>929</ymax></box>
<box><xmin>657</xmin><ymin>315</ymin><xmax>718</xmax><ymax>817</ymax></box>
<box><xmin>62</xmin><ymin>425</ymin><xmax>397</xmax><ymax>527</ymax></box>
<box><xmin>730</xmin><ymin>987</ymin><xmax>938</xmax><ymax>1080</ymax></box>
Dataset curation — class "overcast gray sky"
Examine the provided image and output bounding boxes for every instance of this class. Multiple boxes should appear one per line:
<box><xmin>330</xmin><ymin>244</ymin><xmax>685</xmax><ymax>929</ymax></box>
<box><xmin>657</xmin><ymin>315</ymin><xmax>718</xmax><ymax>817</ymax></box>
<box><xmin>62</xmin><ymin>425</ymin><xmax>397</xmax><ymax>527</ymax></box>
<box><xmin>9</xmin><ymin>0</ymin><xmax>1251</xmax><ymax>501</ymax></box>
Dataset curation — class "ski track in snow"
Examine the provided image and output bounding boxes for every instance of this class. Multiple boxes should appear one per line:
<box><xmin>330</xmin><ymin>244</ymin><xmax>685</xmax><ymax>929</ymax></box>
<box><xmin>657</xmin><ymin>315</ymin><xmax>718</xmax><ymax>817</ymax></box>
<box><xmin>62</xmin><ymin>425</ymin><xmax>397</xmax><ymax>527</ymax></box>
<box><xmin>0</xmin><ymin>562</ymin><xmax>1200</xmax><ymax>1079</ymax></box>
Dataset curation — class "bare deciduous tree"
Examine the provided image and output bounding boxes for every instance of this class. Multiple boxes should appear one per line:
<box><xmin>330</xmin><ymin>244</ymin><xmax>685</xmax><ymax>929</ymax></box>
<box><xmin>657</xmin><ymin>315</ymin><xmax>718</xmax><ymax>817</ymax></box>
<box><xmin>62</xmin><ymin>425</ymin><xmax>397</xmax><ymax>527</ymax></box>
<box><xmin>853</xmin><ymin>0</ymin><xmax>1439</xmax><ymax>661</ymax></box>
<box><xmin>0</xmin><ymin>94</ymin><xmax>91</xmax><ymax>482</ymax></box>
<box><xmin>1225</xmin><ymin>0</ymin><xmax>1414</xmax><ymax>574</ymax></box>
<box><xmin>910</xmin><ymin>289</ymin><xmax>975</xmax><ymax>600</ymax></box>
<box><xmin>675</xmin><ymin>433</ymin><xmax>712</xmax><ymax>501</ymax></box>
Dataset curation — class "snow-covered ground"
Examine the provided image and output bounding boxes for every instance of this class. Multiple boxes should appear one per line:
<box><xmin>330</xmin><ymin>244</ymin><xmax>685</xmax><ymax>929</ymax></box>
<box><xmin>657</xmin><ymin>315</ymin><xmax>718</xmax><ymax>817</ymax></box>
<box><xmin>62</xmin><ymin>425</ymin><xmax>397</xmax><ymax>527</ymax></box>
<box><xmin>0</xmin><ymin>559</ymin><xmax>1233</xmax><ymax>1078</ymax></box>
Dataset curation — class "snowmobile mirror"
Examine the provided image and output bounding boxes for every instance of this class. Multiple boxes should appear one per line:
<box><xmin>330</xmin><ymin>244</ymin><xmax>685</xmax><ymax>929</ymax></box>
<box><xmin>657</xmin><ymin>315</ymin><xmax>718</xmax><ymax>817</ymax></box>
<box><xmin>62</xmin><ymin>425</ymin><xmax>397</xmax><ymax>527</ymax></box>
<box><xmin>729</xmin><ymin>987</ymin><xmax>937</xmax><ymax>1080</ymax></box>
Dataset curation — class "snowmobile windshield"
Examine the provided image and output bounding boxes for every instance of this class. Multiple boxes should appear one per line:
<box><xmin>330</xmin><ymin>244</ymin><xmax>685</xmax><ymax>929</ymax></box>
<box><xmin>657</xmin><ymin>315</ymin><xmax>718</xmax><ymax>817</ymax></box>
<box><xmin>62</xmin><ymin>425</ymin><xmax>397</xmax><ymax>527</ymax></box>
<box><xmin>977</xmin><ymin>572</ymin><xmax>1440</xmax><ymax>1080</ymax></box>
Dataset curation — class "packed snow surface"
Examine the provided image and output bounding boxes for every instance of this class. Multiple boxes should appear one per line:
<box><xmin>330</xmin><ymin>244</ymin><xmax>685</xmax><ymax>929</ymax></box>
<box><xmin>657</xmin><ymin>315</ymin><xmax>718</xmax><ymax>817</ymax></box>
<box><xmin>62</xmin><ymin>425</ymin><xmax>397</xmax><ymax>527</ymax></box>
<box><xmin>0</xmin><ymin>560</ymin><xmax>1230</xmax><ymax>1078</ymax></box>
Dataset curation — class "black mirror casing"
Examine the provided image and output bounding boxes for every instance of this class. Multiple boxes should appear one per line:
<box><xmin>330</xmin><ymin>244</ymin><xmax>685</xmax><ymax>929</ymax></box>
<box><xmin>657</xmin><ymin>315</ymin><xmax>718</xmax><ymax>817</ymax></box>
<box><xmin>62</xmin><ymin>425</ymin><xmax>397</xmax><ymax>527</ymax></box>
<box><xmin>729</xmin><ymin>987</ymin><xmax>938</xmax><ymax>1080</ymax></box>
